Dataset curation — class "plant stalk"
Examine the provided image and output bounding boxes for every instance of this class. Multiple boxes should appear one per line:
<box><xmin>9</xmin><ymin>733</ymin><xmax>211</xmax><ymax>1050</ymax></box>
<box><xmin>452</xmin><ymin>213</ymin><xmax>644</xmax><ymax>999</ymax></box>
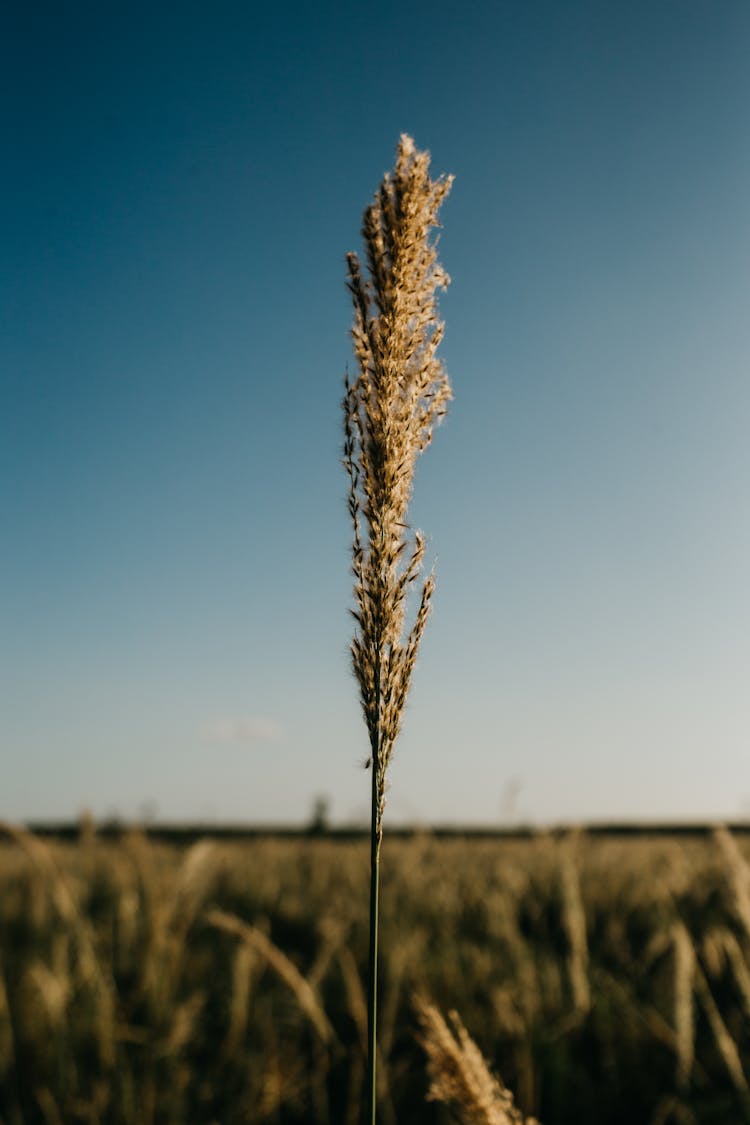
<box><xmin>367</xmin><ymin>648</ymin><xmax>382</xmax><ymax>1125</ymax></box>
<box><xmin>345</xmin><ymin>135</ymin><xmax>453</xmax><ymax>1125</ymax></box>
<box><xmin>367</xmin><ymin>747</ymin><xmax>380</xmax><ymax>1125</ymax></box>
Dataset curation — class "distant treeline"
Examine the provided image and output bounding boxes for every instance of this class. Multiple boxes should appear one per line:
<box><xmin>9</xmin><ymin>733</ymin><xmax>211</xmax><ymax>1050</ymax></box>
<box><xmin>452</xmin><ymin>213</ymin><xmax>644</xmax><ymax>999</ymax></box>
<box><xmin>23</xmin><ymin>820</ymin><xmax>750</xmax><ymax>844</ymax></box>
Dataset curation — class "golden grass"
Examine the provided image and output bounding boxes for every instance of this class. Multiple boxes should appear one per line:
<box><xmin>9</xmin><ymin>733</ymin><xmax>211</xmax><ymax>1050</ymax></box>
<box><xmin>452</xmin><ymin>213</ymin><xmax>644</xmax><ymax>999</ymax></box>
<box><xmin>344</xmin><ymin>133</ymin><xmax>453</xmax><ymax>844</ymax></box>
<box><xmin>693</xmin><ymin>959</ymin><xmax>750</xmax><ymax>1103</ymax></box>
<box><xmin>206</xmin><ymin>908</ymin><xmax>336</xmax><ymax>1047</ymax></box>
<box><xmin>714</xmin><ymin>826</ymin><xmax>750</xmax><ymax>944</ymax></box>
<box><xmin>415</xmin><ymin>995</ymin><xmax>539</xmax><ymax>1124</ymax></box>
<box><xmin>671</xmin><ymin>920</ymin><xmax>696</xmax><ymax>1090</ymax></box>
<box><xmin>559</xmin><ymin>836</ymin><xmax>590</xmax><ymax>1016</ymax></box>
<box><xmin>344</xmin><ymin>133</ymin><xmax>453</xmax><ymax>1124</ymax></box>
<box><xmin>1</xmin><ymin>827</ymin><xmax>750</xmax><ymax>1121</ymax></box>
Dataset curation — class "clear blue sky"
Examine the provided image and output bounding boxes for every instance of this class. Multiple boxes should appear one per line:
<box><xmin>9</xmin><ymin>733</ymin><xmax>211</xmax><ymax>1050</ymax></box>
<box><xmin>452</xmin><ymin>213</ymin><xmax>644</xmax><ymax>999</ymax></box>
<box><xmin>2</xmin><ymin>0</ymin><xmax>749</xmax><ymax>826</ymax></box>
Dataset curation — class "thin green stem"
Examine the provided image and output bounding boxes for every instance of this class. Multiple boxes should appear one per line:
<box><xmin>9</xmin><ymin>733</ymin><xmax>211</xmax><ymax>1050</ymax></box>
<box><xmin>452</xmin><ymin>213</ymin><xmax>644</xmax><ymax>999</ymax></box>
<box><xmin>367</xmin><ymin>751</ymin><xmax>380</xmax><ymax>1125</ymax></box>
<box><xmin>367</xmin><ymin>644</ymin><xmax>382</xmax><ymax>1125</ymax></box>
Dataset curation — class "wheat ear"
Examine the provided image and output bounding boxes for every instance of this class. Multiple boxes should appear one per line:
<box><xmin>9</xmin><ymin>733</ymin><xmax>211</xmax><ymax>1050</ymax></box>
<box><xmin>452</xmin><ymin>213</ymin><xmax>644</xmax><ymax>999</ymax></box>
<box><xmin>344</xmin><ymin>134</ymin><xmax>452</xmax><ymax>1124</ymax></box>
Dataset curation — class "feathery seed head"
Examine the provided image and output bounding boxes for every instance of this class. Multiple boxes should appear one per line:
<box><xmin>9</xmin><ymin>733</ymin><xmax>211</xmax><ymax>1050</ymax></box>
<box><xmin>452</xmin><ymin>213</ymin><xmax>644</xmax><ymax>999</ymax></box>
<box><xmin>415</xmin><ymin>995</ymin><xmax>539</xmax><ymax>1125</ymax></box>
<box><xmin>344</xmin><ymin>135</ymin><xmax>453</xmax><ymax>846</ymax></box>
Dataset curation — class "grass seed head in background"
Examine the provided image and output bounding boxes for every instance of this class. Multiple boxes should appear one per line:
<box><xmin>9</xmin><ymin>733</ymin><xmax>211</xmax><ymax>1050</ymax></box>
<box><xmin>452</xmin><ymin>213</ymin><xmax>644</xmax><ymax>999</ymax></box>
<box><xmin>415</xmin><ymin>996</ymin><xmax>541</xmax><ymax>1125</ymax></box>
<box><xmin>343</xmin><ymin>134</ymin><xmax>453</xmax><ymax>848</ymax></box>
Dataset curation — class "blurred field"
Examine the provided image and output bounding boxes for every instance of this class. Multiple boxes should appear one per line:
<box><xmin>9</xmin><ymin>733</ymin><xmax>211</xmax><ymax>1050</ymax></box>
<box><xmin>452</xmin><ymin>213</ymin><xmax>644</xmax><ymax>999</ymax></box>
<box><xmin>2</xmin><ymin>825</ymin><xmax>750</xmax><ymax>1124</ymax></box>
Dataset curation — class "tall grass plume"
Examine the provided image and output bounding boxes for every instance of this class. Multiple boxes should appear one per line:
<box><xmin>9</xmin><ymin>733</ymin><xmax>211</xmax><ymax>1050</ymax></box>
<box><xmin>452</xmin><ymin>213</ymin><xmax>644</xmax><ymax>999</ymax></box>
<box><xmin>343</xmin><ymin>133</ymin><xmax>453</xmax><ymax>1122</ymax></box>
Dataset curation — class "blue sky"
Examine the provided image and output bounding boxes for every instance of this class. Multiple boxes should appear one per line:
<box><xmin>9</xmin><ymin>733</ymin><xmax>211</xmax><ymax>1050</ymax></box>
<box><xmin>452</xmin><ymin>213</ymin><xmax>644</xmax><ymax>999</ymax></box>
<box><xmin>2</xmin><ymin>0</ymin><xmax>749</xmax><ymax>826</ymax></box>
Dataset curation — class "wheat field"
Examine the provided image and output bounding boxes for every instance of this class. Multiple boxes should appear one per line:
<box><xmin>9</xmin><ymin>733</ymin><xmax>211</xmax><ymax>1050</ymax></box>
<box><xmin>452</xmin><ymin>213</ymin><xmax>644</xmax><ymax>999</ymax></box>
<box><xmin>1</xmin><ymin>825</ymin><xmax>750</xmax><ymax>1124</ymax></box>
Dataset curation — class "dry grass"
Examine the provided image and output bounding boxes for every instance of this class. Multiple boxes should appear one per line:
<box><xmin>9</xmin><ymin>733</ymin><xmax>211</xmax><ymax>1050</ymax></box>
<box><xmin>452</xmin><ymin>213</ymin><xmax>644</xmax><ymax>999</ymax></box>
<box><xmin>559</xmin><ymin>836</ymin><xmax>590</xmax><ymax>1016</ymax></box>
<box><xmin>672</xmin><ymin>920</ymin><xmax>696</xmax><ymax>1091</ymax></box>
<box><xmin>344</xmin><ymin>133</ymin><xmax>453</xmax><ymax>1123</ymax></box>
<box><xmin>206</xmin><ymin>908</ymin><xmax>336</xmax><ymax>1047</ymax></box>
<box><xmin>714</xmin><ymin>826</ymin><xmax>750</xmax><ymax>945</ymax></box>
<box><xmin>344</xmin><ymin>133</ymin><xmax>453</xmax><ymax>843</ymax></box>
<box><xmin>1</xmin><ymin>828</ymin><xmax>750</xmax><ymax>1122</ymax></box>
<box><xmin>415</xmin><ymin>995</ymin><xmax>539</xmax><ymax>1124</ymax></box>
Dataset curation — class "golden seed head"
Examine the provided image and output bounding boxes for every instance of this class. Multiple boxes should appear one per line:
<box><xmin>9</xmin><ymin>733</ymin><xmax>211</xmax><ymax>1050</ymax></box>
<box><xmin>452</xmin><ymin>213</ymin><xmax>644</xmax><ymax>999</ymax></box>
<box><xmin>343</xmin><ymin>135</ymin><xmax>453</xmax><ymax>841</ymax></box>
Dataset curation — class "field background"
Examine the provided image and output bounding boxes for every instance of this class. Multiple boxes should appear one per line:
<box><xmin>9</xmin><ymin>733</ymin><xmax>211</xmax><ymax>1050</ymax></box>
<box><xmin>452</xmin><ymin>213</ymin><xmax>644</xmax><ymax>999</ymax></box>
<box><xmin>2</xmin><ymin>826</ymin><xmax>750</xmax><ymax>1124</ymax></box>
